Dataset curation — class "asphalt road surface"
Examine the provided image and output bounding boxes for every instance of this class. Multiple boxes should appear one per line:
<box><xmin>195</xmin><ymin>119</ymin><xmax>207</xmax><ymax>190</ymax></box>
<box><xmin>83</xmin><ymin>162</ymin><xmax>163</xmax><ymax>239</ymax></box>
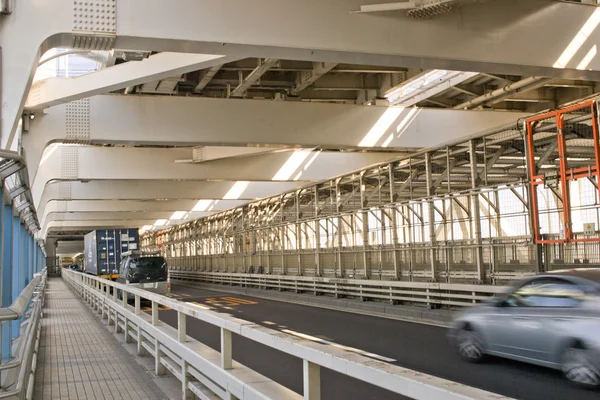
<box><xmin>151</xmin><ymin>282</ymin><xmax>599</xmax><ymax>400</ymax></box>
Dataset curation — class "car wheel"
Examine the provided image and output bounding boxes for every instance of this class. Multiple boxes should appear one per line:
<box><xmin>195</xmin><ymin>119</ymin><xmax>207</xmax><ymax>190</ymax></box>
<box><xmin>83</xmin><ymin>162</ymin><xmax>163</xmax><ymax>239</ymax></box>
<box><xmin>561</xmin><ymin>345</ymin><xmax>600</xmax><ymax>389</ymax></box>
<box><xmin>456</xmin><ymin>327</ymin><xmax>485</xmax><ymax>363</ymax></box>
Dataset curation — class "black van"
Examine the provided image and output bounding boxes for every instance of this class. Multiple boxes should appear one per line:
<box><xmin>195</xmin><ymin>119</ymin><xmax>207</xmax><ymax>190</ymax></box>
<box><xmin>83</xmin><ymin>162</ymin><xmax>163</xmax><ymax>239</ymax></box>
<box><xmin>117</xmin><ymin>251</ymin><xmax>170</xmax><ymax>299</ymax></box>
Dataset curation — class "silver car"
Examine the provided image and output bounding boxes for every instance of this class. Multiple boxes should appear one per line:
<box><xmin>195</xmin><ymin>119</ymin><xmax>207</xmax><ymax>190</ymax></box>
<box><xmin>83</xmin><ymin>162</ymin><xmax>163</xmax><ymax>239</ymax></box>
<box><xmin>449</xmin><ymin>269</ymin><xmax>600</xmax><ymax>388</ymax></box>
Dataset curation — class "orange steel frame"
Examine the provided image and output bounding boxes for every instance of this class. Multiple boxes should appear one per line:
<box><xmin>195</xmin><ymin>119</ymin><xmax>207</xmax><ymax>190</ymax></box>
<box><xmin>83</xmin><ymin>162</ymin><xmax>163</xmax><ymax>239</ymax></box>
<box><xmin>526</xmin><ymin>101</ymin><xmax>600</xmax><ymax>244</ymax></box>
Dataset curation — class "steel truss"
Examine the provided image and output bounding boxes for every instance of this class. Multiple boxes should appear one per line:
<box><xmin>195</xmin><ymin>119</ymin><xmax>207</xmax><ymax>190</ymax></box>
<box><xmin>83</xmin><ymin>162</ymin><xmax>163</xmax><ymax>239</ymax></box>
<box><xmin>142</xmin><ymin>99</ymin><xmax>600</xmax><ymax>284</ymax></box>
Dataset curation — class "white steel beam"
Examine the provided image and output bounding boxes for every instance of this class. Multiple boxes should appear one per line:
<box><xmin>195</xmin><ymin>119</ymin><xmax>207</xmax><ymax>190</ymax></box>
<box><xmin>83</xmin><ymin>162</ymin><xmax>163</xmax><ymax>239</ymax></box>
<box><xmin>25</xmin><ymin>53</ymin><xmax>235</xmax><ymax>110</ymax></box>
<box><xmin>40</xmin><ymin>199</ymin><xmax>248</xmax><ymax>228</ymax></box>
<box><xmin>41</xmin><ymin>220</ymin><xmax>165</xmax><ymax>239</ymax></box>
<box><xmin>292</xmin><ymin>62</ymin><xmax>338</xmax><ymax>94</ymax></box>
<box><xmin>3</xmin><ymin>0</ymin><xmax>600</xmax><ymax>149</ymax></box>
<box><xmin>194</xmin><ymin>64</ymin><xmax>224</xmax><ymax>92</ymax></box>
<box><xmin>31</xmin><ymin>147</ymin><xmax>404</xmax><ymax>209</ymax></box>
<box><xmin>385</xmin><ymin>70</ymin><xmax>479</xmax><ymax>107</ymax></box>
<box><xmin>37</xmin><ymin>180</ymin><xmax>303</xmax><ymax>217</ymax></box>
<box><xmin>23</xmin><ymin>94</ymin><xmax>528</xmax><ymax>178</ymax></box>
<box><xmin>229</xmin><ymin>58</ymin><xmax>279</xmax><ymax>97</ymax></box>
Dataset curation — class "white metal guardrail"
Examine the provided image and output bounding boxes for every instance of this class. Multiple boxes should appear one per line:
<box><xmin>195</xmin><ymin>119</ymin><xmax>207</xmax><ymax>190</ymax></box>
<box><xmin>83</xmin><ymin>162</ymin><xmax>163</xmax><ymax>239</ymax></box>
<box><xmin>62</xmin><ymin>269</ymin><xmax>512</xmax><ymax>400</ymax></box>
<box><xmin>169</xmin><ymin>271</ymin><xmax>509</xmax><ymax>308</ymax></box>
<box><xmin>0</xmin><ymin>269</ymin><xmax>47</xmax><ymax>400</ymax></box>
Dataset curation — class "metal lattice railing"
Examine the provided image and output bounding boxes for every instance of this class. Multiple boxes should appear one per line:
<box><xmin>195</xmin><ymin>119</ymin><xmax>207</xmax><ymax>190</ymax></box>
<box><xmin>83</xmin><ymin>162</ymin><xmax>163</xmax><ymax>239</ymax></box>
<box><xmin>169</xmin><ymin>270</ymin><xmax>508</xmax><ymax>309</ymax></box>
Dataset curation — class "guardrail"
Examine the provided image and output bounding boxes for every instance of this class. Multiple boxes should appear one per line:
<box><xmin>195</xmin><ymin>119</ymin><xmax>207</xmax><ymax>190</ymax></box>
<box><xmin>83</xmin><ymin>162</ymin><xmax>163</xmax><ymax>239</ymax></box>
<box><xmin>0</xmin><ymin>269</ymin><xmax>47</xmax><ymax>400</ymax></box>
<box><xmin>62</xmin><ymin>269</ymin><xmax>512</xmax><ymax>400</ymax></box>
<box><xmin>169</xmin><ymin>271</ymin><xmax>509</xmax><ymax>308</ymax></box>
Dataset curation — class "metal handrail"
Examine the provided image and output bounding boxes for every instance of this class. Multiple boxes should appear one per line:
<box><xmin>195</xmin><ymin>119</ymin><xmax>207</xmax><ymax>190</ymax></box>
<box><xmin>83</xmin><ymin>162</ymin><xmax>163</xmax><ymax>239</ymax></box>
<box><xmin>0</xmin><ymin>273</ymin><xmax>43</xmax><ymax>322</ymax></box>
<box><xmin>0</xmin><ymin>269</ymin><xmax>47</xmax><ymax>399</ymax></box>
<box><xmin>63</xmin><ymin>269</ymin><xmax>512</xmax><ymax>400</ymax></box>
<box><xmin>169</xmin><ymin>270</ymin><xmax>509</xmax><ymax>308</ymax></box>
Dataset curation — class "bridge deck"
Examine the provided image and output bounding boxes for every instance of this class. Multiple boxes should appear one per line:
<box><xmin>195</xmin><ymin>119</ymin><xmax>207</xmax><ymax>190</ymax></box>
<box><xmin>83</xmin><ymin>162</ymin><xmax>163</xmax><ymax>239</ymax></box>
<box><xmin>33</xmin><ymin>278</ymin><xmax>167</xmax><ymax>400</ymax></box>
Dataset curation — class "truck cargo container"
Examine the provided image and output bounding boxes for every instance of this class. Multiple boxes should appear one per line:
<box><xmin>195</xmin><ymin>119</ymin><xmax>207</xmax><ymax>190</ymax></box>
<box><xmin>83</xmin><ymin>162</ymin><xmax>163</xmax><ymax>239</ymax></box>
<box><xmin>84</xmin><ymin>229</ymin><xmax>139</xmax><ymax>279</ymax></box>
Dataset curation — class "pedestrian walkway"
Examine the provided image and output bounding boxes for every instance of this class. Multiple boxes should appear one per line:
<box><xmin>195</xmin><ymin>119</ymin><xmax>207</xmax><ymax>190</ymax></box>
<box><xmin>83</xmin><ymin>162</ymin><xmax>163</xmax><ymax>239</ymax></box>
<box><xmin>33</xmin><ymin>278</ymin><xmax>168</xmax><ymax>400</ymax></box>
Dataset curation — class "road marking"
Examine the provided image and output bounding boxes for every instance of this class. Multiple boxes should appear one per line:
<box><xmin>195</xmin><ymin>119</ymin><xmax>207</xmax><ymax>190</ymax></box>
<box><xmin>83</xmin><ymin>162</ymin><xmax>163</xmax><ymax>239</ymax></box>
<box><xmin>205</xmin><ymin>297</ymin><xmax>258</xmax><ymax>307</ymax></box>
<box><xmin>262</xmin><ymin>321</ymin><xmax>277</xmax><ymax>325</ymax></box>
<box><xmin>221</xmin><ymin>297</ymin><xmax>258</xmax><ymax>305</ymax></box>
<box><xmin>141</xmin><ymin>305</ymin><xmax>172</xmax><ymax>312</ymax></box>
<box><xmin>281</xmin><ymin>329</ymin><xmax>396</xmax><ymax>363</ymax></box>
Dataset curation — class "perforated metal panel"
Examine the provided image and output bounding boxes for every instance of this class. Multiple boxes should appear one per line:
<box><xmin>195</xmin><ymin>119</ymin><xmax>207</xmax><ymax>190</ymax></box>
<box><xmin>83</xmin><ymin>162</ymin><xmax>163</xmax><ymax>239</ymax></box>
<box><xmin>65</xmin><ymin>99</ymin><xmax>91</xmax><ymax>143</ymax></box>
<box><xmin>60</xmin><ymin>147</ymin><xmax>78</xmax><ymax>180</ymax></box>
<box><xmin>72</xmin><ymin>0</ymin><xmax>116</xmax><ymax>50</ymax></box>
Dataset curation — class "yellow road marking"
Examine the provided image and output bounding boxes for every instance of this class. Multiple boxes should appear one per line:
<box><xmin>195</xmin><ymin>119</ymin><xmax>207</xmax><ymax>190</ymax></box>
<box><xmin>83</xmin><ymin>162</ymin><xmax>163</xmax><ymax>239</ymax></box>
<box><xmin>205</xmin><ymin>297</ymin><xmax>258</xmax><ymax>307</ymax></box>
<box><xmin>221</xmin><ymin>297</ymin><xmax>258</xmax><ymax>305</ymax></box>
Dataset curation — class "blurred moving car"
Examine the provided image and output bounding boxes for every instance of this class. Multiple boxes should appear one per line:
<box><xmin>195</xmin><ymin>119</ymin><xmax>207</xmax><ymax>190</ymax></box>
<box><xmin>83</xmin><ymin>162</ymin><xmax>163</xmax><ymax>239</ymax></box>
<box><xmin>116</xmin><ymin>250</ymin><xmax>170</xmax><ymax>300</ymax></box>
<box><xmin>449</xmin><ymin>269</ymin><xmax>600</xmax><ymax>388</ymax></box>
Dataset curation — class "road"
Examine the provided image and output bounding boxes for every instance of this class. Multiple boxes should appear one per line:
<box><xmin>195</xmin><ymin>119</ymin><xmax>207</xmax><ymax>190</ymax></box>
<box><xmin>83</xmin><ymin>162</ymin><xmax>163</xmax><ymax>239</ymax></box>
<box><xmin>152</xmin><ymin>282</ymin><xmax>598</xmax><ymax>400</ymax></box>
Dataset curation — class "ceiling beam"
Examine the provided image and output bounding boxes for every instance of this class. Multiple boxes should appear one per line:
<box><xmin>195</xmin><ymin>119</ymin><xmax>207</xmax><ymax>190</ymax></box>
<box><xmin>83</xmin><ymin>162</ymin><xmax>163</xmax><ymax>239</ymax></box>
<box><xmin>292</xmin><ymin>62</ymin><xmax>338</xmax><ymax>94</ymax></box>
<box><xmin>453</xmin><ymin>77</ymin><xmax>553</xmax><ymax>110</ymax></box>
<box><xmin>194</xmin><ymin>64</ymin><xmax>224</xmax><ymax>93</ymax></box>
<box><xmin>26</xmin><ymin>53</ymin><xmax>237</xmax><ymax>110</ymax></box>
<box><xmin>229</xmin><ymin>58</ymin><xmax>280</xmax><ymax>97</ymax></box>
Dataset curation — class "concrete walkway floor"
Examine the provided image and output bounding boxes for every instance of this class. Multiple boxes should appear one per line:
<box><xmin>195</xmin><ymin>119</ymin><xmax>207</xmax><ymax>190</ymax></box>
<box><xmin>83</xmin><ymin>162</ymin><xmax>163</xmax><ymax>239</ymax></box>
<box><xmin>34</xmin><ymin>278</ymin><xmax>169</xmax><ymax>400</ymax></box>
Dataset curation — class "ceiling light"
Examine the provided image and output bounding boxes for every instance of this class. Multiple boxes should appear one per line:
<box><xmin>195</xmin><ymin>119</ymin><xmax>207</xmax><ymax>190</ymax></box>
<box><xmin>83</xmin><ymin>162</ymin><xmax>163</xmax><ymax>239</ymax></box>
<box><xmin>154</xmin><ymin>219</ymin><xmax>168</xmax><ymax>226</ymax></box>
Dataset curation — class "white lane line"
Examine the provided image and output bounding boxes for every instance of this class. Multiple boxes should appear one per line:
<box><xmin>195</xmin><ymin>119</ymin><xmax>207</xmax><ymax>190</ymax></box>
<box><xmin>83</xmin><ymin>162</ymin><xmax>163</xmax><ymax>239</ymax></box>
<box><xmin>262</xmin><ymin>321</ymin><xmax>277</xmax><ymax>325</ymax></box>
<box><xmin>281</xmin><ymin>329</ymin><xmax>396</xmax><ymax>363</ymax></box>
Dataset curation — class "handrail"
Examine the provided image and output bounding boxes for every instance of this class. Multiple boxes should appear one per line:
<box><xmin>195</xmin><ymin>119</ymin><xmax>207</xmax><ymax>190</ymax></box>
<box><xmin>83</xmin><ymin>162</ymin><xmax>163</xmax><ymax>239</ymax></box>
<box><xmin>169</xmin><ymin>270</ymin><xmax>509</xmax><ymax>308</ymax></box>
<box><xmin>63</xmin><ymin>269</ymin><xmax>513</xmax><ymax>400</ymax></box>
<box><xmin>0</xmin><ymin>269</ymin><xmax>47</xmax><ymax>399</ymax></box>
<box><xmin>0</xmin><ymin>274</ymin><xmax>43</xmax><ymax>322</ymax></box>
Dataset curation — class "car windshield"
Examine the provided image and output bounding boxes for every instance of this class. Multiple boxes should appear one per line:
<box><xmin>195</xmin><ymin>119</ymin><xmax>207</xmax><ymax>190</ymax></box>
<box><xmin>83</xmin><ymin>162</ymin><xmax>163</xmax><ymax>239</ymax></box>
<box><xmin>130</xmin><ymin>257</ymin><xmax>165</xmax><ymax>271</ymax></box>
<box><xmin>127</xmin><ymin>256</ymin><xmax>168</xmax><ymax>283</ymax></box>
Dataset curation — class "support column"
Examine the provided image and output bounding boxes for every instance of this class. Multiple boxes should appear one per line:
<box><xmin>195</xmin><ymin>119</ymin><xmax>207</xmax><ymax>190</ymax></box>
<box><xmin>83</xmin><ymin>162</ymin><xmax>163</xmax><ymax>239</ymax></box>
<box><xmin>360</xmin><ymin>174</ymin><xmax>370</xmax><ymax>279</ymax></box>
<box><xmin>424</xmin><ymin>153</ymin><xmax>437</xmax><ymax>281</ymax></box>
<box><xmin>279</xmin><ymin>226</ymin><xmax>286</xmax><ymax>275</ymax></box>
<box><xmin>469</xmin><ymin>140</ymin><xmax>485</xmax><ymax>282</ymax></box>
<box><xmin>296</xmin><ymin>194</ymin><xmax>302</xmax><ymax>276</ymax></box>
<box><xmin>0</xmin><ymin>203</ymin><xmax>12</xmax><ymax>360</ymax></box>
<box><xmin>335</xmin><ymin>180</ymin><xmax>343</xmax><ymax>277</ymax></box>
<box><xmin>11</xmin><ymin>215</ymin><xmax>20</xmax><ymax>339</ymax></box>
<box><xmin>389</xmin><ymin>167</ymin><xmax>400</xmax><ymax>279</ymax></box>
<box><xmin>314</xmin><ymin>186</ymin><xmax>321</xmax><ymax>277</ymax></box>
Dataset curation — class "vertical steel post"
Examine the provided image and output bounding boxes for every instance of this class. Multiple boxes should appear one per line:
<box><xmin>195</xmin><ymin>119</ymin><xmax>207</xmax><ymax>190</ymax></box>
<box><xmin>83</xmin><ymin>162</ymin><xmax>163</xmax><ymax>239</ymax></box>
<box><xmin>389</xmin><ymin>167</ymin><xmax>400</xmax><ymax>279</ymax></box>
<box><xmin>178</xmin><ymin>312</ymin><xmax>186</xmax><ymax>343</ymax></box>
<box><xmin>314</xmin><ymin>186</ymin><xmax>321</xmax><ymax>276</ymax></box>
<box><xmin>11</xmin><ymin>215</ymin><xmax>20</xmax><ymax>339</ymax></box>
<box><xmin>424</xmin><ymin>153</ymin><xmax>437</xmax><ymax>280</ymax></box>
<box><xmin>155</xmin><ymin>340</ymin><xmax>166</xmax><ymax>376</ymax></box>
<box><xmin>469</xmin><ymin>140</ymin><xmax>485</xmax><ymax>282</ymax></box>
<box><xmin>221</xmin><ymin>328</ymin><xmax>232</xmax><ymax>370</ymax></box>
<box><xmin>296</xmin><ymin>193</ymin><xmax>302</xmax><ymax>276</ymax></box>
<box><xmin>303</xmin><ymin>360</ymin><xmax>321</xmax><ymax>400</ymax></box>
<box><xmin>151</xmin><ymin>301</ymin><xmax>159</xmax><ymax>325</ymax></box>
<box><xmin>182</xmin><ymin>361</ymin><xmax>193</xmax><ymax>399</ymax></box>
<box><xmin>360</xmin><ymin>174</ymin><xmax>370</xmax><ymax>278</ymax></box>
<box><xmin>335</xmin><ymin>180</ymin><xmax>343</xmax><ymax>277</ymax></box>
